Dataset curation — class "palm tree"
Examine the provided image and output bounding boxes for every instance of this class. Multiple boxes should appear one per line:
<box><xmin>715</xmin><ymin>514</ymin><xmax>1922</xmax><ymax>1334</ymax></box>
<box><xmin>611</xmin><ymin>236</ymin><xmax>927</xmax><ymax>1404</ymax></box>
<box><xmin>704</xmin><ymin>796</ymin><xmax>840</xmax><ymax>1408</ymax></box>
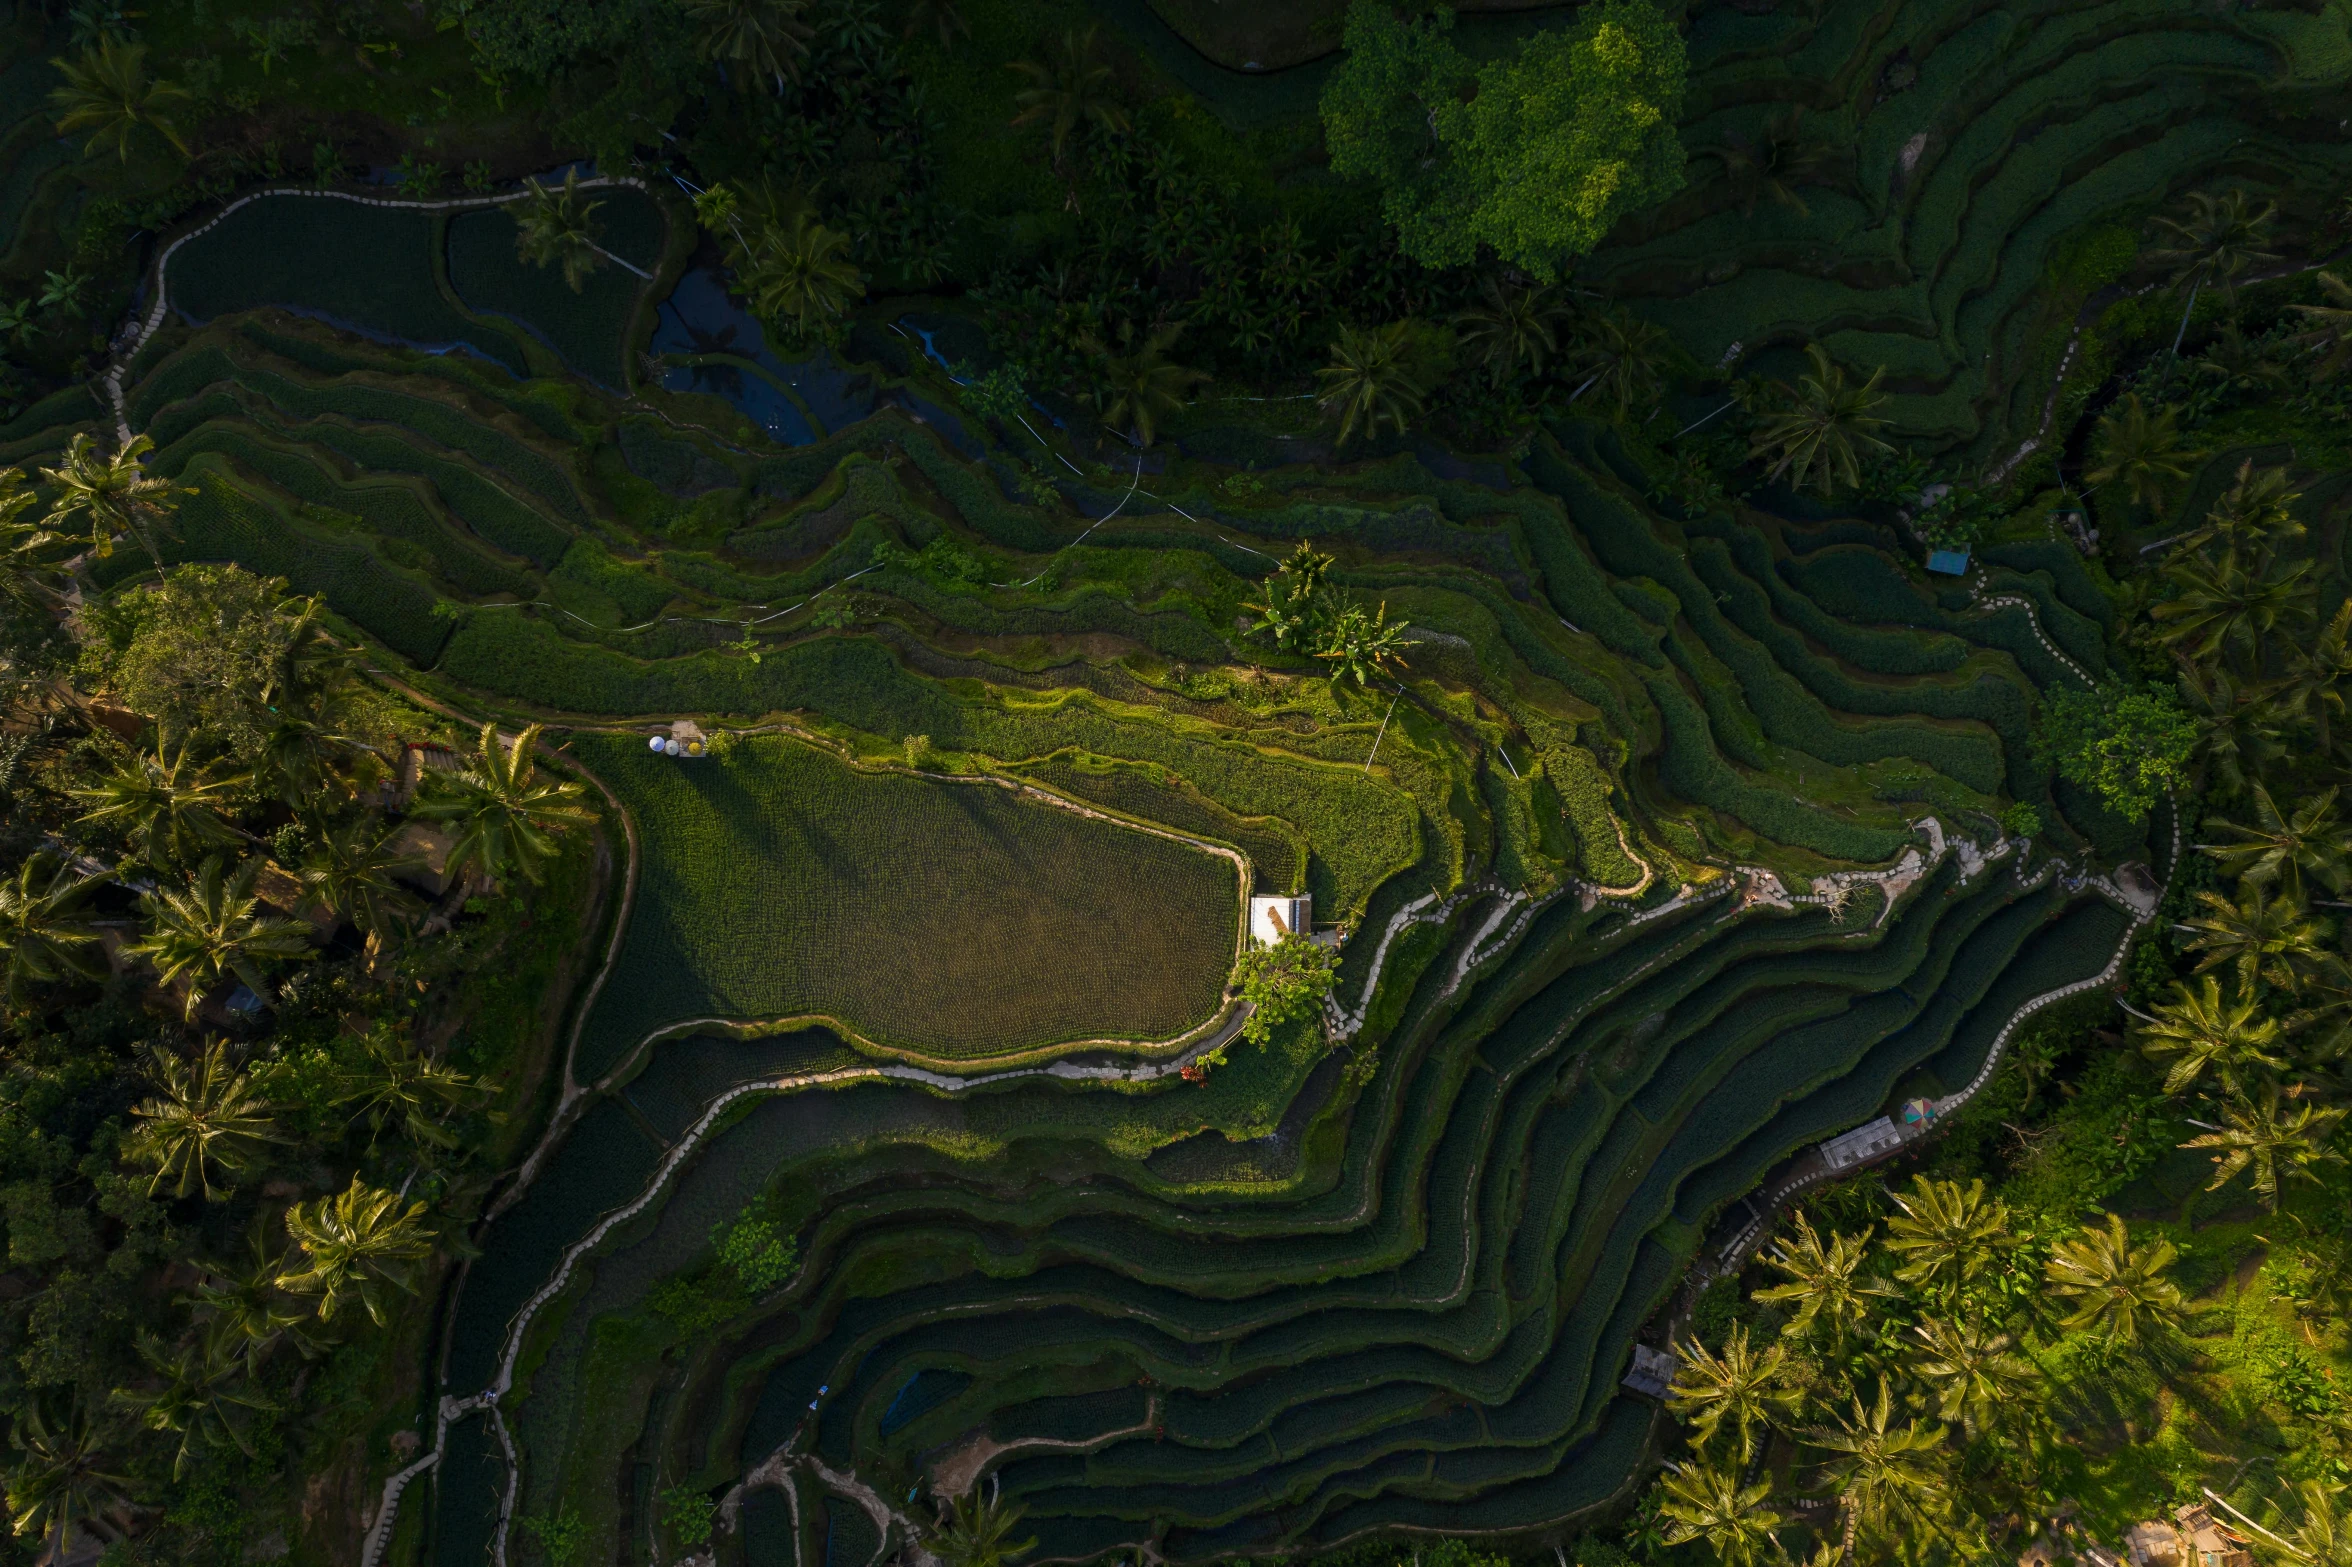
<box><xmin>126</xmin><ymin>856</ymin><xmax>316</xmax><ymax>1020</ymax></box>
<box><xmin>1658</xmin><ymin>1461</ymin><xmax>1785</xmax><ymax>1567</ymax></box>
<box><xmin>1667</xmin><ymin>1324</ymin><xmax>1801</xmax><ymax>1462</ymax></box>
<box><xmin>338</xmin><ymin>1025</ymin><xmax>485</xmax><ymax>1150</ymax></box>
<box><xmin>1882</xmin><ymin>1176</ymin><xmax>2010</xmax><ymax>1297</ymax></box>
<box><xmin>113</xmin><ymin>1330</ymin><xmax>275</xmax><ymax>1478</ymax></box>
<box><xmin>2177</xmin><ymin>662</ymin><xmax>2285</xmax><ymax>799</ymax></box>
<box><xmin>2290</xmin><ymin>271</ymin><xmax>2352</xmax><ymax>380</ymax></box>
<box><xmin>2288</xmin><ymin>1478</ymin><xmax>2352</xmax><ymax>1567</ymax></box>
<box><xmin>1317</xmin><ymin>321</ymin><xmax>1428</xmax><ymax>446</ymax></box>
<box><xmin>49</xmin><ymin>37</ymin><xmax>189</xmax><ymax>161</ymax></box>
<box><xmin>2145</xmin><ymin>189</ymin><xmax>2279</xmax><ymax>352</ymax></box>
<box><xmin>2150</xmin><ymin>549</ymin><xmax>2315</xmax><ymax>666</ymax></box>
<box><xmin>2280</xmin><ymin>600</ymin><xmax>2352</xmax><ymax>750</ymax></box>
<box><xmin>2188</xmin><ymin>460</ymin><xmax>2302</xmax><ymax>555</ymax></box>
<box><xmin>2182</xmin><ymin>1083</ymin><xmax>2347</xmax><ymax>1212</ymax></box>
<box><xmin>276</xmin><ymin>1176</ymin><xmax>435</xmax><ymax>1325</ymax></box>
<box><xmin>2042</xmin><ymin>1212</ymin><xmax>2185</xmax><ymax>1342</ymax></box>
<box><xmin>1453</xmin><ymin>276</ymin><xmax>1573</xmax><ymax>385</ymax></box>
<box><xmin>40</xmin><ymin>432</ymin><xmax>181</xmax><ymax>562</ymax></box>
<box><xmin>1752</xmin><ymin>1214</ymin><xmax>1879</xmax><ymax>1348</ymax></box>
<box><xmin>121</xmin><ymin>1039</ymin><xmax>282</xmax><ymax>1200</ymax></box>
<box><xmin>1801</xmin><ymin>1379</ymin><xmax>1949</xmax><ymax>1566</ymax></box>
<box><xmin>1313</xmin><ymin>598</ymin><xmax>1411</xmax><ymax>689</ymax></box>
<box><xmin>4</xmin><ymin>1396</ymin><xmax>132</xmax><ymax>1565</ymax></box>
<box><xmin>1008</xmin><ymin>26</ymin><xmax>1129</xmax><ymax>167</ymax></box>
<box><xmin>2201</xmin><ymin>783</ymin><xmax>2352</xmax><ymax>904</ymax></box>
<box><xmin>740</xmin><ymin>211</ymin><xmax>864</xmax><ymax>346</ymax></box>
<box><xmin>683</xmin><ymin>0</ymin><xmax>813</xmax><ymax>88</ymax></box>
<box><xmin>1747</xmin><ymin>345</ymin><xmax>1893</xmax><ymax>497</ymax></box>
<box><xmin>1565</xmin><ymin>307</ymin><xmax>1673</xmax><ymax>422</ymax></box>
<box><xmin>903</xmin><ymin>0</ymin><xmax>969</xmax><ymax>48</ymax></box>
<box><xmin>190</xmin><ymin>1219</ymin><xmax>319</xmax><ymax>1371</ymax></box>
<box><xmin>71</xmin><ymin>737</ymin><xmax>241</xmax><ymax>869</ymax></box>
<box><xmin>298</xmin><ymin>817</ymin><xmax>425</xmax><ymax>954</ymax></box>
<box><xmin>2130</xmin><ymin>974</ymin><xmax>2287</xmax><ymax>1097</ymax></box>
<box><xmin>1080</xmin><ymin>323</ymin><xmax>1208</xmax><ymax>448</ymax></box>
<box><xmin>1707</xmin><ymin>107</ymin><xmax>1839</xmax><ymax>219</ymax></box>
<box><xmin>929</xmin><ymin>1485</ymin><xmax>1034</xmax><ymax>1567</ymax></box>
<box><xmin>414</xmin><ymin>724</ymin><xmax>597</xmax><ymax>887</ymax></box>
<box><xmin>1907</xmin><ymin>1316</ymin><xmax>2036</xmax><ymax>1440</ymax></box>
<box><xmin>0</xmin><ymin>467</ymin><xmax>64</xmax><ymax>611</ymax></box>
<box><xmin>2084</xmin><ymin>395</ymin><xmax>2201</xmax><ymax>517</ymax></box>
<box><xmin>513</xmin><ymin>170</ymin><xmax>608</xmax><ymax>293</ymax></box>
<box><xmin>2177</xmin><ymin>882</ymin><xmax>2326</xmax><ymax>994</ymax></box>
<box><xmin>0</xmin><ymin>854</ymin><xmax>106</xmax><ymax>1006</ymax></box>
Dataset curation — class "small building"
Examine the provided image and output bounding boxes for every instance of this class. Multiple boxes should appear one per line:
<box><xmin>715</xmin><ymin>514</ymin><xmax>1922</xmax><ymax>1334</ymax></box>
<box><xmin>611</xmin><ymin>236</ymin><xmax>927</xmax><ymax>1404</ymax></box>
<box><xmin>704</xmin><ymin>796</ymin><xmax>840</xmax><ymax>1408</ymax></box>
<box><xmin>1248</xmin><ymin>894</ymin><xmax>1312</xmax><ymax>949</ymax></box>
<box><xmin>1621</xmin><ymin>1343</ymin><xmax>1678</xmax><ymax>1401</ymax></box>
<box><xmin>2124</xmin><ymin>1522</ymin><xmax>2181</xmax><ymax>1567</ymax></box>
<box><xmin>1926</xmin><ymin>547</ymin><xmax>1972</xmax><ymax>575</ymax></box>
<box><xmin>650</xmin><ymin>719</ymin><xmax>708</xmax><ymax>759</ymax></box>
<box><xmin>2172</xmin><ymin>1505</ymin><xmax>2253</xmax><ymax>1567</ymax></box>
<box><xmin>1819</xmin><ymin>1115</ymin><xmax>1904</xmax><ymax>1171</ymax></box>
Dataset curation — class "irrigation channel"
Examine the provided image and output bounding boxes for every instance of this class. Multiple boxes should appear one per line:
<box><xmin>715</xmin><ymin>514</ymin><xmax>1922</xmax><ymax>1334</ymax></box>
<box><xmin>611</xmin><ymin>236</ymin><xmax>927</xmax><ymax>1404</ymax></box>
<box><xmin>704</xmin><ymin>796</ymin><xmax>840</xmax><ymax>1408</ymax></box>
<box><xmin>374</xmin><ymin>754</ymin><xmax>2162</xmax><ymax>1565</ymax></box>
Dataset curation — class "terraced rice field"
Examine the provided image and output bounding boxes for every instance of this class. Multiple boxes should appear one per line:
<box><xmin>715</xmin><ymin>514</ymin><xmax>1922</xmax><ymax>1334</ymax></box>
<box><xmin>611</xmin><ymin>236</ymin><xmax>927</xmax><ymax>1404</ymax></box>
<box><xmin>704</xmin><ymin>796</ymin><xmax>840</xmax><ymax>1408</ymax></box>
<box><xmin>570</xmin><ymin>732</ymin><xmax>1244</xmax><ymax>1073</ymax></box>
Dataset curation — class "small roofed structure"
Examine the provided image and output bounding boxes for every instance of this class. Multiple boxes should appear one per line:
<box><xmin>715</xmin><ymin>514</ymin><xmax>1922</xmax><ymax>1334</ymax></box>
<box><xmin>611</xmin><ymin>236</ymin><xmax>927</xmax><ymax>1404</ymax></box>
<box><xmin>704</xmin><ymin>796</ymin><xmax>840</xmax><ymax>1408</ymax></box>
<box><xmin>1927</xmin><ymin>547</ymin><xmax>1972</xmax><ymax>575</ymax></box>
<box><xmin>1900</xmin><ymin>1096</ymin><xmax>1940</xmax><ymax>1126</ymax></box>
<box><xmin>2171</xmin><ymin>1505</ymin><xmax>2253</xmax><ymax>1567</ymax></box>
<box><xmin>1820</xmin><ymin>1115</ymin><xmax>1903</xmax><ymax>1171</ymax></box>
<box><xmin>1621</xmin><ymin>1344</ymin><xmax>1678</xmax><ymax>1400</ymax></box>
<box><xmin>2124</xmin><ymin>1522</ymin><xmax>2181</xmax><ymax>1567</ymax></box>
<box><xmin>649</xmin><ymin>719</ymin><xmax>708</xmax><ymax>759</ymax></box>
<box><xmin>1248</xmin><ymin>894</ymin><xmax>1311</xmax><ymax>949</ymax></box>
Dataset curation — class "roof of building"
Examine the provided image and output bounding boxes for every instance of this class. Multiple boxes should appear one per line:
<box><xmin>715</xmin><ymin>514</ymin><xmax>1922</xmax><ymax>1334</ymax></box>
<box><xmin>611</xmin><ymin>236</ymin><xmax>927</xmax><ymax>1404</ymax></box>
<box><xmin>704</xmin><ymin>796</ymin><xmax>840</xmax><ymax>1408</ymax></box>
<box><xmin>1927</xmin><ymin>548</ymin><xmax>1972</xmax><ymax>575</ymax></box>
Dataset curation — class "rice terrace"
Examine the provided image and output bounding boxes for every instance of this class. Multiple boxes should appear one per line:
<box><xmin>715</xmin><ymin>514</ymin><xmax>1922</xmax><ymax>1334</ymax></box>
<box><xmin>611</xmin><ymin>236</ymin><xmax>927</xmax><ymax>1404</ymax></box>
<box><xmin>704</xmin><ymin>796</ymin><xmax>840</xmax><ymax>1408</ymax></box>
<box><xmin>0</xmin><ymin>3</ymin><xmax>2350</xmax><ymax>1567</ymax></box>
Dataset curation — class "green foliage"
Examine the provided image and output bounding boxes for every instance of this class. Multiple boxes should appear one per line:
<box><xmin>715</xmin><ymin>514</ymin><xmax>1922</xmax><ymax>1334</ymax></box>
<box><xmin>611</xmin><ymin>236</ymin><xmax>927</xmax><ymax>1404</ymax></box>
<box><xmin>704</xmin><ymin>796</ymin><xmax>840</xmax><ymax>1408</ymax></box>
<box><xmin>1235</xmin><ymin>933</ymin><xmax>1338</xmax><ymax>1047</ymax></box>
<box><xmin>1999</xmin><ymin>801</ymin><xmax>2042</xmax><ymax>838</ymax></box>
<box><xmin>660</xmin><ymin>1487</ymin><xmax>716</xmax><ymax>1549</ymax></box>
<box><xmin>1321</xmin><ymin>0</ymin><xmax>1685</xmax><ymax>278</ymax></box>
<box><xmin>520</xmin><ymin>1502</ymin><xmax>589</xmax><ymax>1567</ymax></box>
<box><xmin>2035</xmin><ymin>684</ymin><xmax>2195</xmax><ymax>823</ymax></box>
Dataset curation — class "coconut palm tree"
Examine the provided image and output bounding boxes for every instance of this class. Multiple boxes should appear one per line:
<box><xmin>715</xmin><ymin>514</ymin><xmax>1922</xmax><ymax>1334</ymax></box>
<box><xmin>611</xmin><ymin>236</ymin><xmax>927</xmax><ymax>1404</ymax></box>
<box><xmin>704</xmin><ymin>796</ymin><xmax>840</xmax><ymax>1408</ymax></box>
<box><xmin>276</xmin><ymin>1177</ymin><xmax>435</xmax><ymax>1326</ymax></box>
<box><xmin>1707</xmin><ymin>107</ymin><xmax>1840</xmax><ymax>219</ymax></box>
<box><xmin>2130</xmin><ymin>974</ymin><xmax>2288</xmax><ymax>1098</ymax></box>
<box><xmin>190</xmin><ymin>1219</ymin><xmax>320</xmax><ymax>1372</ymax></box>
<box><xmin>71</xmin><ymin>737</ymin><xmax>241</xmax><ymax>870</ymax></box>
<box><xmin>2290</xmin><ymin>271</ymin><xmax>2352</xmax><ymax>380</ymax></box>
<box><xmin>2042</xmin><ymin>1212</ymin><xmax>2184</xmax><ymax>1342</ymax></box>
<box><xmin>2084</xmin><ymin>395</ymin><xmax>2201</xmax><ymax>517</ymax></box>
<box><xmin>2150</xmin><ymin>549</ymin><xmax>2316</xmax><ymax>667</ymax></box>
<box><xmin>902</xmin><ymin>0</ymin><xmax>969</xmax><ymax>48</ymax></box>
<box><xmin>740</xmin><ymin>210</ymin><xmax>864</xmax><ymax>346</ymax></box>
<box><xmin>337</xmin><ymin>1025</ymin><xmax>485</xmax><ymax>1150</ymax></box>
<box><xmin>3</xmin><ymin>1395</ymin><xmax>132</xmax><ymax>1566</ymax></box>
<box><xmin>2185</xmin><ymin>461</ymin><xmax>2302</xmax><ymax>556</ymax></box>
<box><xmin>121</xmin><ymin>1039</ymin><xmax>282</xmax><ymax>1200</ymax></box>
<box><xmin>1658</xmin><ymin>1461</ymin><xmax>1785</xmax><ymax>1567</ymax></box>
<box><xmin>1317</xmin><ymin>321</ymin><xmax>1428</xmax><ymax>446</ymax></box>
<box><xmin>0</xmin><ymin>467</ymin><xmax>64</xmax><ymax>611</ymax></box>
<box><xmin>2287</xmin><ymin>1478</ymin><xmax>2352</xmax><ymax>1567</ymax></box>
<box><xmin>414</xmin><ymin>724</ymin><xmax>596</xmax><ymax>888</ymax></box>
<box><xmin>1882</xmin><ymin>1176</ymin><xmax>2010</xmax><ymax>1298</ymax></box>
<box><xmin>2182</xmin><ymin>1084</ymin><xmax>2347</xmax><ymax>1212</ymax></box>
<box><xmin>1453</xmin><ymin>276</ymin><xmax>1574</xmax><ymax>385</ymax></box>
<box><xmin>2145</xmin><ymin>189</ymin><xmax>2279</xmax><ymax>351</ymax></box>
<box><xmin>1667</xmin><ymin>1324</ymin><xmax>1802</xmax><ymax>1462</ymax></box>
<box><xmin>2279</xmin><ymin>600</ymin><xmax>2352</xmax><ymax>751</ymax></box>
<box><xmin>1801</xmin><ymin>1379</ymin><xmax>1948</xmax><ymax>1566</ymax></box>
<box><xmin>1080</xmin><ymin>323</ymin><xmax>1208</xmax><ymax>448</ymax></box>
<box><xmin>297</xmin><ymin>817</ymin><xmax>424</xmax><ymax>954</ymax></box>
<box><xmin>1565</xmin><ymin>307</ymin><xmax>1673</xmax><ymax>422</ymax></box>
<box><xmin>1313</xmin><ymin>598</ymin><xmax>1412</xmax><ymax>689</ymax></box>
<box><xmin>49</xmin><ymin>37</ymin><xmax>189</xmax><ymax>161</ymax></box>
<box><xmin>2176</xmin><ymin>663</ymin><xmax>2286</xmax><ymax>799</ymax></box>
<box><xmin>0</xmin><ymin>854</ymin><xmax>106</xmax><ymax>1006</ymax></box>
<box><xmin>1747</xmin><ymin>345</ymin><xmax>1893</xmax><ymax>497</ymax></box>
<box><xmin>929</xmin><ymin>1484</ymin><xmax>1034</xmax><ymax>1567</ymax></box>
<box><xmin>2177</xmin><ymin>883</ymin><xmax>2327</xmax><ymax>994</ymax></box>
<box><xmin>1907</xmin><ymin>1317</ymin><xmax>2036</xmax><ymax>1440</ymax></box>
<box><xmin>112</xmin><ymin>1330</ymin><xmax>276</xmax><ymax>1478</ymax></box>
<box><xmin>1008</xmin><ymin>26</ymin><xmax>1129</xmax><ymax>167</ymax></box>
<box><xmin>2201</xmin><ymin>783</ymin><xmax>2352</xmax><ymax>905</ymax></box>
<box><xmin>1752</xmin><ymin>1214</ymin><xmax>1880</xmax><ymax>1348</ymax></box>
<box><xmin>683</xmin><ymin>0</ymin><xmax>813</xmax><ymax>87</ymax></box>
<box><xmin>512</xmin><ymin>169</ymin><xmax>609</xmax><ymax>293</ymax></box>
<box><xmin>40</xmin><ymin>432</ymin><xmax>180</xmax><ymax>562</ymax></box>
<box><xmin>126</xmin><ymin>857</ymin><xmax>316</xmax><ymax>1020</ymax></box>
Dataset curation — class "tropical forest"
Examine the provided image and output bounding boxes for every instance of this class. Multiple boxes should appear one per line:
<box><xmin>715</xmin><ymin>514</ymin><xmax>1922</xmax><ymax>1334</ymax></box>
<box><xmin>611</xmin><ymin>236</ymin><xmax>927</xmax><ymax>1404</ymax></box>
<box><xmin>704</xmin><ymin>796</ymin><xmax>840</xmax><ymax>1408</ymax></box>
<box><xmin>0</xmin><ymin>0</ymin><xmax>2348</xmax><ymax>1565</ymax></box>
